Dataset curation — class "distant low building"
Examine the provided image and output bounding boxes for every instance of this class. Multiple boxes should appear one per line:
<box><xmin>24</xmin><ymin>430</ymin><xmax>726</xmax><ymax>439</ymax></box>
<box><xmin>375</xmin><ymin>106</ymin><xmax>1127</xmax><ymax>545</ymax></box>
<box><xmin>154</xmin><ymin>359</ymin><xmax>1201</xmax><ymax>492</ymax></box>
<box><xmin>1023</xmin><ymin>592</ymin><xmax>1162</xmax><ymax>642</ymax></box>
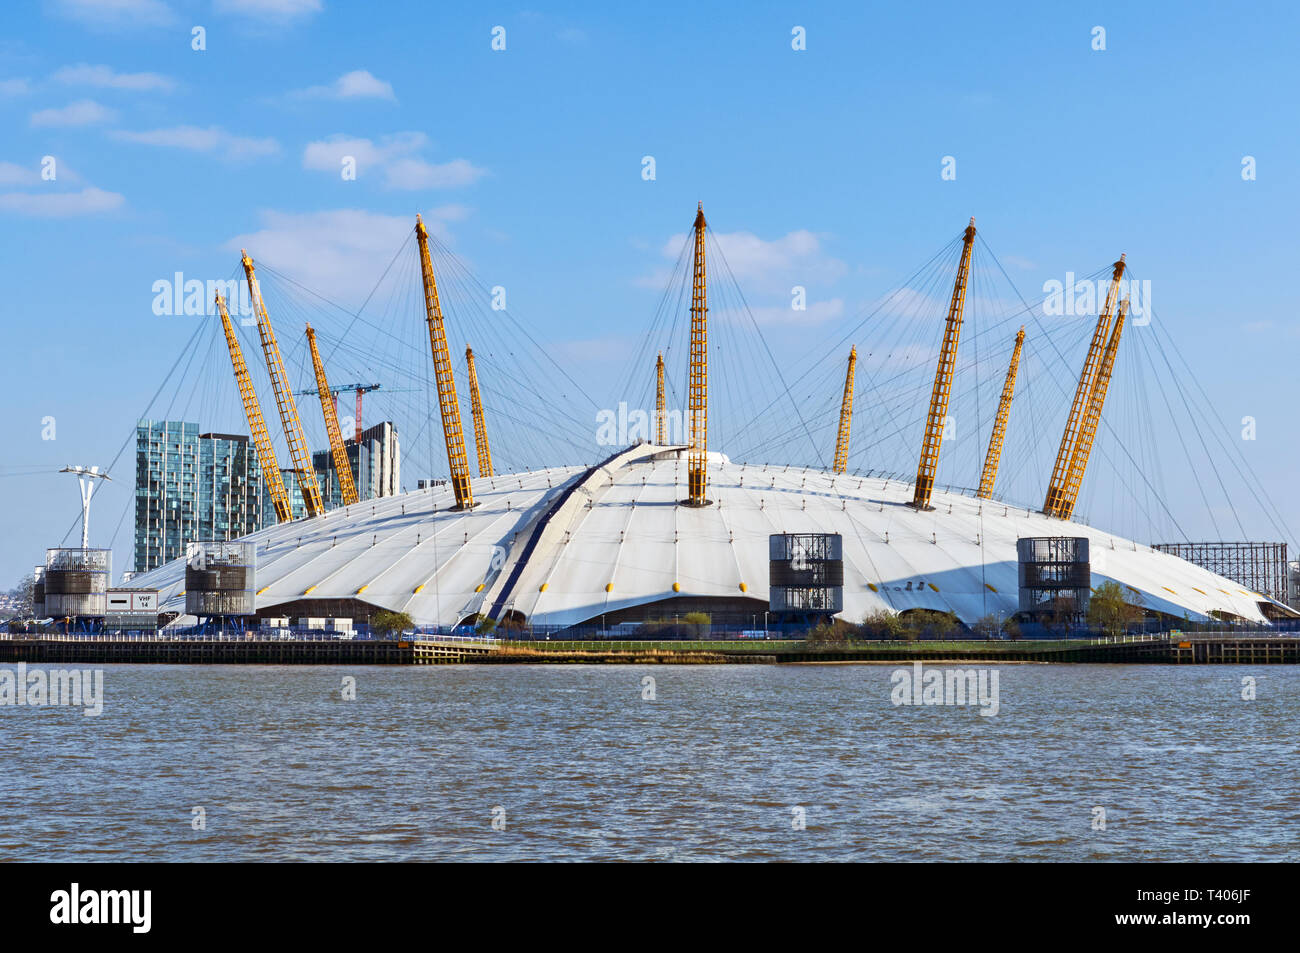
<box><xmin>311</xmin><ymin>420</ymin><xmax>401</xmax><ymax>510</ymax></box>
<box><xmin>1152</xmin><ymin>541</ymin><xmax>1289</xmax><ymax>606</ymax></box>
<box><xmin>263</xmin><ymin>420</ymin><xmax>401</xmax><ymax>522</ymax></box>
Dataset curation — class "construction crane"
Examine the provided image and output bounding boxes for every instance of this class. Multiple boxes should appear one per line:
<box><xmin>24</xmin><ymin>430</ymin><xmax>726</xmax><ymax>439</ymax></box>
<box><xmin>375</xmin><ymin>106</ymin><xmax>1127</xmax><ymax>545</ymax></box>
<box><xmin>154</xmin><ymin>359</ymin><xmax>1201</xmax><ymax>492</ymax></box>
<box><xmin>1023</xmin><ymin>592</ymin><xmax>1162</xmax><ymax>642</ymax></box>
<box><xmin>216</xmin><ymin>293</ymin><xmax>293</xmax><ymax>523</ymax></box>
<box><xmin>305</xmin><ymin>324</ymin><xmax>360</xmax><ymax>506</ymax></box>
<box><xmin>241</xmin><ymin>250</ymin><xmax>325</xmax><ymax>518</ymax></box>
<box><xmin>465</xmin><ymin>345</ymin><xmax>494</xmax><ymax>478</ymax></box>
<box><xmin>1043</xmin><ymin>255</ymin><xmax>1125</xmax><ymax>518</ymax></box>
<box><xmin>912</xmin><ymin>218</ymin><xmax>976</xmax><ymax>510</ymax></box>
<box><xmin>1055</xmin><ymin>297</ymin><xmax>1129</xmax><ymax>520</ymax></box>
<box><xmin>685</xmin><ymin>203</ymin><xmax>710</xmax><ymax>506</ymax></box>
<box><xmin>655</xmin><ymin>352</ymin><xmax>666</xmax><ymax>445</ymax></box>
<box><xmin>832</xmin><ymin>346</ymin><xmax>857</xmax><ymax>474</ymax></box>
<box><xmin>294</xmin><ymin>382</ymin><xmax>382</xmax><ymax>443</ymax></box>
<box><xmin>977</xmin><ymin>327</ymin><xmax>1025</xmax><ymax>499</ymax></box>
<box><xmin>415</xmin><ymin>214</ymin><xmax>475</xmax><ymax>510</ymax></box>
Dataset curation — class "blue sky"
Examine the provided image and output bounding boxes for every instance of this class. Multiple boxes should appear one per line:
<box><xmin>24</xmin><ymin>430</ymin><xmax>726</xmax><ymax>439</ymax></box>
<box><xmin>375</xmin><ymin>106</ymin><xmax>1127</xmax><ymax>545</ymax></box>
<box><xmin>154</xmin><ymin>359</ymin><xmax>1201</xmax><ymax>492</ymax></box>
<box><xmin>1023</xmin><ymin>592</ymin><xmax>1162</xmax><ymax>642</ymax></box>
<box><xmin>2</xmin><ymin>0</ymin><xmax>1298</xmax><ymax>585</ymax></box>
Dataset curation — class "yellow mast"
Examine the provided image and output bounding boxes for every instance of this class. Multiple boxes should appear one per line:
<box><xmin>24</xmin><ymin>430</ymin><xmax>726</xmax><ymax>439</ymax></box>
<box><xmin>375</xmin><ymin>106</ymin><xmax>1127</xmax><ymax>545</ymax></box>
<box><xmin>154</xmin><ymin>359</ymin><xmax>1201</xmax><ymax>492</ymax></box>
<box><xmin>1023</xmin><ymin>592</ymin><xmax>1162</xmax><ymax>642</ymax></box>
<box><xmin>216</xmin><ymin>292</ymin><xmax>293</xmax><ymax>524</ymax></box>
<box><xmin>655</xmin><ymin>352</ymin><xmax>666</xmax><ymax>445</ymax></box>
<box><xmin>415</xmin><ymin>214</ymin><xmax>475</xmax><ymax>509</ymax></box>
<box><xmin>912</xmin><ymin>218</ymin><xmax>977</xmax><ymax>510</ymax></box>
<box><xmin>977</xmin><ymin>327</ymin><xmax>1025</xmax><ymax>499</ymax></box>
<box><xmin>241</xmin><ymin>250</ymin><xmax>324</xmax><ymax>518</ymax></box>
<box><xmin>832</xmin><ymin>346</ymin><xmax>857</xmax><ymax>474</ymax></box>
<box><xmin>1056</xmin><ymin>297</ymin><xmax>1128</xmax><ymax>520</ymax></box>
<box><xmin>685</xmin><ymin>203</ymin><xmax>709</xmax><ymax>506</ymax></box>
<box><xmin>465</xmin><ymin>345</ymin><xmax>494</xmax><ymax>478</ymax></box>
<box><xmin>1043</xmin><ymin>255</ymin><xmax>1125</xmax><ymax>517</ymax></box>
<box><xmin>305</xmin><ymin>324</ymin><xmax>359</xmax><ymax>506</ymax></box>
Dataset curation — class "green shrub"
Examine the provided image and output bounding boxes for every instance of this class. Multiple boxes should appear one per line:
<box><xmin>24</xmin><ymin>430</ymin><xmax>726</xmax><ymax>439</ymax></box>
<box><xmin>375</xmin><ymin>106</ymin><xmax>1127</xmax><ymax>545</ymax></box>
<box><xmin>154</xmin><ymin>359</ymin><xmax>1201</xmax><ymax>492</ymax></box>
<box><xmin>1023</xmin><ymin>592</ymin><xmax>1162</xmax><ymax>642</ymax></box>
<box><xmin>902</xmin><ymin>609</ymin><xmax>959</xmax><ymax>639</ymax></box>
<box><xmin>860</xmin><ymin>609</ymin><xmax>904</xmax><ymax>640</ymax></box>
<box><xmin>371</xmin><ymin>609</ymin><xmax>414</xmax><ymax>638</ymax></box>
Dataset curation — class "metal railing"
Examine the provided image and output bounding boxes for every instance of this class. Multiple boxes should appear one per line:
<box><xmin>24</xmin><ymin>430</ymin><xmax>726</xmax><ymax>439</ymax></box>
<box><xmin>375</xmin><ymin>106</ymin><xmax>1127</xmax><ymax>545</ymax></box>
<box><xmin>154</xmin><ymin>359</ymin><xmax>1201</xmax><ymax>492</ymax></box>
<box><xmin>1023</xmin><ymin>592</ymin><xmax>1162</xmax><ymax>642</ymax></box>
<box><xmin>407</xmin><ymin>633</ymin><xmax>500</xmax><ymax>645</ymax></box>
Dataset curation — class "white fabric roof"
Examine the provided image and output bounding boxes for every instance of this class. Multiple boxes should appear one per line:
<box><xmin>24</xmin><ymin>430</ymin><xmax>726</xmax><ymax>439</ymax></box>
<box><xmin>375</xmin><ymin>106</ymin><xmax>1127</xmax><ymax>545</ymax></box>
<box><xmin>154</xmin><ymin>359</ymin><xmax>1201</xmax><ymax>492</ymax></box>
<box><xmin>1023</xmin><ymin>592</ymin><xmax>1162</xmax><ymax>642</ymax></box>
<box><xmin>132</xmin><ymin>443</ymin><xmax>1272</xmax><ymax>627</ymax></box>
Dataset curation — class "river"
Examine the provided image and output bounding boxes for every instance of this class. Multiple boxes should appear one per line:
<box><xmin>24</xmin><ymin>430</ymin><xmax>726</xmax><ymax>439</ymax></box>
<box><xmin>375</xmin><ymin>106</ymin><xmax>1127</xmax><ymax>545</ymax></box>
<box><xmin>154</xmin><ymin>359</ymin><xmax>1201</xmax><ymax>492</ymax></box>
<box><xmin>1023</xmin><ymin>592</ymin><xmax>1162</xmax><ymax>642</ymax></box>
<box><xmin>2</xmin><ymin>663</ymin><xmax>1296</xmax><ymax>861</ymax></box>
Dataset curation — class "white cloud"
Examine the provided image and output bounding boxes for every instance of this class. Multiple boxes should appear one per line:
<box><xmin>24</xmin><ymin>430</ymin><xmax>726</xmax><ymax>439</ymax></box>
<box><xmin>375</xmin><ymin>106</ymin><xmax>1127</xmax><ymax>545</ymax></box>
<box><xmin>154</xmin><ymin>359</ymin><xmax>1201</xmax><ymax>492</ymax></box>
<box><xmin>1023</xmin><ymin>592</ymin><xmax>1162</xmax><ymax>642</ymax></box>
<box><xmin>636</xmin><ymin>225</ymin><xmax>850</xmax><ymax>337</ymax></box>
<box><xmin>52</xmin><ymin>63</ymin><xmax>175</xmax><ymax>91</ymax></box>
<box><xmin>0</xmin><ymin>186</ymin><xmax>124</xmax><ymax>217</ymax></box>
<box><xmin>0</xmin><ymin>162</ymin><xmax>37</xmax><ymax>186</ymax></box>
<box><xmin>0</xmin><ymin>78</ymin><xmax>31</xmax><ymax>96</ymax></box>
<box><xmin>224</xmin><ymin>207</ymin><xmax>467</xmax><ymax>304</ymax></box>
<box><xmin>293</xmin><ymin>69</ymin><xmax>395</xmax><ymax>101</ymax></box>
<box><xmin>302</xmin><ymin>133</ymin><xmax>486</xmax><ymax>190</ymax></box>
<box><xmin>111</xmin><ymin>125</ymin><xmax>280</xmax><ymax>160</ymax></box>
<box><xmin>385</xmin><ymin>157</ymin><xmax>483</xmax><ymax>189</ymax></box>
<box><xmin>30</xmin><ymin>99</ymin><xmax>117</xmax><ymax>127</ymax></box>
<box><xmin>639</xmin><ymin>226</ymin><xmax>848</xmax><ymax>298</ymax></box>
<box><xmin>729</xmin><ymin>298</ymin><xmax>846</xmax><ymax>327</ymax></box>
<box><xmin>214</xmin><ymin>0</ymin><xmax>322</xmax><ymax>22</ymax></box>
<box><xmin>0</xmin><ymin>159</ymin><xmax>83</xmax><ymax>185</ymax></box>
<box><xmin>49</xmin><ymin>0</ymin><xmax>174</xmax><ymax>28</ymax></box>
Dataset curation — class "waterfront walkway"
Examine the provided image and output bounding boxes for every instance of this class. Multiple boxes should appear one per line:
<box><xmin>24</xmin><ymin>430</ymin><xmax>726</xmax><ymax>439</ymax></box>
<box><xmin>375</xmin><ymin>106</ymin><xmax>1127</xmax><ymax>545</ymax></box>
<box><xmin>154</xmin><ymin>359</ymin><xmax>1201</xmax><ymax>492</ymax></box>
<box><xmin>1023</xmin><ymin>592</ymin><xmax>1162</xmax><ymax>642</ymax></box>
<box><xmin>1</xmin><ymin>632</ymin><xmax>1298</xmax><ymax>664</ymax></box>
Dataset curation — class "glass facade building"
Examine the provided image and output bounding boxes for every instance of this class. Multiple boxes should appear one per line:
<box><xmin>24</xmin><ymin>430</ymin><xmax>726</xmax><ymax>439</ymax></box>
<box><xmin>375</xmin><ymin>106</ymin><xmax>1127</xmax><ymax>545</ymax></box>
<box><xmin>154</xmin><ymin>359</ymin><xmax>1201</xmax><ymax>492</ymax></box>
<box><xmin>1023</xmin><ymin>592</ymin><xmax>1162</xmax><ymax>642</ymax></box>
<box><xmin>309</xmin><ymin>421</ymin><xmax>401</xmax><ymax>511</ymax></box>
<box><xmin>133</xmin><ymin>421</ymin><xmax>264</xmax><ymax>573</ymax></box>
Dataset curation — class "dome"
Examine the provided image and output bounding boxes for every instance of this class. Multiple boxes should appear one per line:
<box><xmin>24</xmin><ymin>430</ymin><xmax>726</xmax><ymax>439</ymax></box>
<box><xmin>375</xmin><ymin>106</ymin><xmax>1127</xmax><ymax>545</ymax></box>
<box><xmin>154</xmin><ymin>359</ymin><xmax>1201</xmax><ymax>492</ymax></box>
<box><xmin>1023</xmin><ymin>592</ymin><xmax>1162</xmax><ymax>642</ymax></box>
<box><xmin>131</xmin><ymin>443</ymin><xmax>1272</xmax><ymax>628</ymax></box>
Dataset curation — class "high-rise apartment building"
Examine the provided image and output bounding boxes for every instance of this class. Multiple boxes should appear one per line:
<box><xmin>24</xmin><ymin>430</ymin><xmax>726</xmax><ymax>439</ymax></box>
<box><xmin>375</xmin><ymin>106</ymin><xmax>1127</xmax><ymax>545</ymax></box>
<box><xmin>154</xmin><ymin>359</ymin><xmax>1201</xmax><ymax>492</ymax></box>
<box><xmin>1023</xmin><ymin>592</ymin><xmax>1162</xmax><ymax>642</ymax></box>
<box><xmin>133</xmin><ymin>420</ymin><xmax>264</xmax><ymax>573</ymax></box>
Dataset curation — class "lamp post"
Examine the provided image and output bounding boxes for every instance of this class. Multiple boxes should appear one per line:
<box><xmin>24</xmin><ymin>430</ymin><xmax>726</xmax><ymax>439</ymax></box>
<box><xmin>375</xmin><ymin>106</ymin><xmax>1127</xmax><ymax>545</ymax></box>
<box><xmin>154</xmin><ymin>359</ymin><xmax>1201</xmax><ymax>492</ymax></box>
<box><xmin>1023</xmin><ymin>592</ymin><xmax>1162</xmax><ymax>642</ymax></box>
<box><xmin>59</xmin><ymin>465</ymin><xmax>111</xmax><ymax>550</ymax></box>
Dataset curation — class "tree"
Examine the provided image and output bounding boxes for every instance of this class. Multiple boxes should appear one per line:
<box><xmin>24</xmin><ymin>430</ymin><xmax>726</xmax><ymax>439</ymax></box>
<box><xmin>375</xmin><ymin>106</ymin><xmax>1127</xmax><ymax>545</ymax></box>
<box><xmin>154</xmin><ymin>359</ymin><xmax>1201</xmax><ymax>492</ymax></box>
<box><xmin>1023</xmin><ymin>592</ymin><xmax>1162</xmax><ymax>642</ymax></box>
<box><xmin>903</xmin><ymin>609</ymin><xmax>958</xmax><ymax>640</ymax></box>
<box><xmin>5</xmin><ymin>574</ymin><xmax>34</xmax><ymax>619</ymax></box>
<box><xmin>371</xmin><ymin>610</ymin><xmax>414</xmax><ymax>638</ymax></box>
<box><xmin>860</xmin><ymin>609</ymin><xmax>904</xmax><ymax>640</ymax></box>
<box><xmin>1039</xmin><ymin>595</ymin><xmax>1081</xmax><ymax>634</ymax></box>
<box><xmin>1087</xmin><ymin>581</ymin><xmax>1139</xmax><ymax>637</ymax></box>
<box><xmin>1001</xmin><ymin>617</ymin><xmax>1022</xmax><ymax>641</ymax></box>
<box><xmin>807</xmin><ymin>618</ymin><xmax>854</xmax><ymax>642</ymax></box>
<box><xmin>683</xmin><ymin>611</ymin><xmax>711</xmax><ymax>639</ymax></box>
<box><xmin>972</xmin><ymin>614</ymin><xmax>1002</xmax><ymax>640</ymax></box>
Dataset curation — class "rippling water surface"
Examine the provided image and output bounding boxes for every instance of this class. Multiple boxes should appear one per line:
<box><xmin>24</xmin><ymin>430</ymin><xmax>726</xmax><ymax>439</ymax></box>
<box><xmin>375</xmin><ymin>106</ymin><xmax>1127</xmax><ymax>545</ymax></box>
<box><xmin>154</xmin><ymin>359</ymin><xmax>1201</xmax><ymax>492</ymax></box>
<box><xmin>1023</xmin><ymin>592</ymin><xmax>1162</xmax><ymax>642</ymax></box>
<box><xmin>3</xmin><ymin>663</ymin><xmax>1298</xmax><ymax>861</ymax></box>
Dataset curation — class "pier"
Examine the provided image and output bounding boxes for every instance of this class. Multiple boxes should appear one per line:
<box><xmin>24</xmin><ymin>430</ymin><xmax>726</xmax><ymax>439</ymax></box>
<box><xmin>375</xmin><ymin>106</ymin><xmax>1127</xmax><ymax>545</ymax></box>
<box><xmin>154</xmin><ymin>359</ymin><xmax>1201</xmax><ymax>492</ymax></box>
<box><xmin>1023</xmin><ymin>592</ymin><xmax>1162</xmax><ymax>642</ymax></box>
<box><xmin>0</xmin><ymin>635</ymin><xmax>414</xmax><ymax>665</ymax></box>
<box><xmin>1170</xmin><ymin>633</ymin><xmax>1300</xmax><ymax>664</ymax></box>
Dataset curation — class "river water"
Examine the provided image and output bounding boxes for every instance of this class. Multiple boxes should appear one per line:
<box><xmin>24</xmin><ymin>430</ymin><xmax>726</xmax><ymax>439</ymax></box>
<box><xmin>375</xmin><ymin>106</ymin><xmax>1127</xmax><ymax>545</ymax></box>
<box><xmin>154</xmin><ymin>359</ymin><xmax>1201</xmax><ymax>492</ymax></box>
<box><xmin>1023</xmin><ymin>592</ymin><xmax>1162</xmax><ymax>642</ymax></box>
<box><xmin>2</xmin><ymin>663</ymin><xmax>1297</xmax><ymax>861</ymax></box>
